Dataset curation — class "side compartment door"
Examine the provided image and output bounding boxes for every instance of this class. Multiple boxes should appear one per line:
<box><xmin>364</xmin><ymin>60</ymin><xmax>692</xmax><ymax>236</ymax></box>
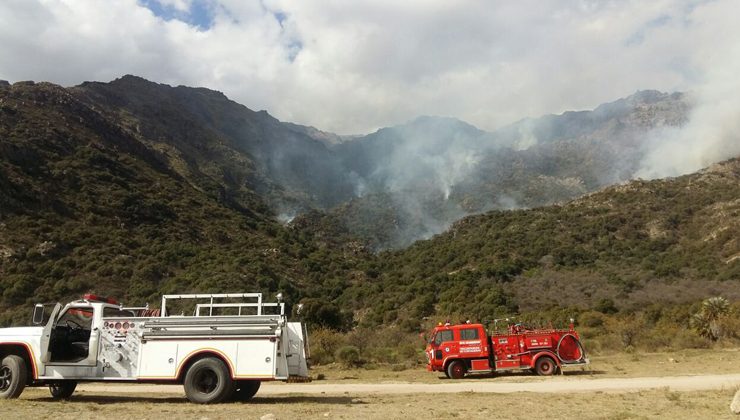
<box><xmin>493</xmin><ymin>335</ymin><xmax>521</xmax><ymax>369</ymax></box>
<box><xmin>286</xmin><ymin>322</ymin><xmax>309</xmax><ymax>377</ymax></box>
<box><xmin>39</xmin><ymin>303</ymin><xmax>62</xmax><ymax>364</ymax></box>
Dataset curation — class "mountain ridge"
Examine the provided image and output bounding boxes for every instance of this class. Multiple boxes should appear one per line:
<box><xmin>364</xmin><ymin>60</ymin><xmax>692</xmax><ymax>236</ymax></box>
<box><xmin>1</xmin><ymin>76</ymin><xmax>736</xmax><ymax>331</ymax></box>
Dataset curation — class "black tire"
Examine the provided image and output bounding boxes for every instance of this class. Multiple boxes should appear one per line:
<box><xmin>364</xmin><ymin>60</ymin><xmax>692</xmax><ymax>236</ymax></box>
<box><xmin>49</xmin><ymin>381</ymin><xmax>77</xmax><ymax>399</ymax></box>
<box><xmin>183</xmin><ymin>357</ymin><xmax>236</xmax><ymax>404</ymax></box>
<box><xmin>0</xmin><ymin>355</ymin><xmax>27</xmax><ymax>399</ymax></box>
<box><xmin>534</xmin><ymin>356</ymin><xmax>557</xmax><ymax>376</ymax></box>
<box><xmin>446</xmin><ymin>360</ymin><xmax>467</xmax><ymax>380</ymax></box>
<box><xmin>234</xmin><ymin>380</ymin><xmax>261</xmax><ymax>401</ymax></box>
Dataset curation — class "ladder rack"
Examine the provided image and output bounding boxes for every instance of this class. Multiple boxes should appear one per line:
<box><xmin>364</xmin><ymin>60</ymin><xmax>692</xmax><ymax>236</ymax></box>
<box><xmin>160</xmin><ymin>293</ymin><xmax>285</xmax><ymax>317</ymax></box>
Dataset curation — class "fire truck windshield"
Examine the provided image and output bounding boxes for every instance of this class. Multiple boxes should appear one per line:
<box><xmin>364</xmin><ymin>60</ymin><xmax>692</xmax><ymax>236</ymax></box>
<box><xmin>433</xmin><ymin>330</ymin><xmax>453</xmax><ymax>345</ymax></box>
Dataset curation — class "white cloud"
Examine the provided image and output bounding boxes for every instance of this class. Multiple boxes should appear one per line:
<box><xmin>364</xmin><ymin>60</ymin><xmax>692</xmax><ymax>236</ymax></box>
<box><xmin>0</xmin><ymin>0</ymin><xmax>738</xmax><ymax>149</ymax></box>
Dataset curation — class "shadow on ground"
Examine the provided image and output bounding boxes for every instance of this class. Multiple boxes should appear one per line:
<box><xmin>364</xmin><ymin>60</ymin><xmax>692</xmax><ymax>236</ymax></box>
<box><xmin>27</xmin><ymin>395</ymin><xmax>356</xmax><ymax>405</ymax></box>
<box><xmin>437</xmin><ymin>369</ymin><xmax>607</xmax><ymax>380</ymax></box>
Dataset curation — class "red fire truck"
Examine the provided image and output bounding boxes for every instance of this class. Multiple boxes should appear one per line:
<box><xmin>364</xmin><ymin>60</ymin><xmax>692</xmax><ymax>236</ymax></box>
<box><xmin>425</xmin><ymin>320</ymin><xmax>588</xmax><ymax>379</ymax></box>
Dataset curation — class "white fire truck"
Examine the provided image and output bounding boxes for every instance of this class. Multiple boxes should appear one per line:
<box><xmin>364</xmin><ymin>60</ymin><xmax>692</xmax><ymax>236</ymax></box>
<box><xmin>0</xmin><ymin>292</ymin><xmax>310</xmax><ymax>403</ymax></box>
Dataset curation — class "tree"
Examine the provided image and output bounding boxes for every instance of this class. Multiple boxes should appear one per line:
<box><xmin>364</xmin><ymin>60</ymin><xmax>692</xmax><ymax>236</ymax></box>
<box><xmin>298</xmin><ymin>298</ymin><xmax>352</xmax><ymax>331</ymax></box>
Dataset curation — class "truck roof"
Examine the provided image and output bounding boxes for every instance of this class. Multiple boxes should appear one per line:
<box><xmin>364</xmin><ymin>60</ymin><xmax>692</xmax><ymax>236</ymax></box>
<box><xmin>432</xmin><ymin>323</ymin><xmax>484</xmax><ymax>331</ymax></box>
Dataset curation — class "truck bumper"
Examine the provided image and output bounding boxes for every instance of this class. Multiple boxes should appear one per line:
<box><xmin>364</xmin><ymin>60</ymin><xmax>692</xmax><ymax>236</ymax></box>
<box><xmin>560</xmin><ymin>358</ymin><xmax>590</xmax><ymax>369</ymax></box>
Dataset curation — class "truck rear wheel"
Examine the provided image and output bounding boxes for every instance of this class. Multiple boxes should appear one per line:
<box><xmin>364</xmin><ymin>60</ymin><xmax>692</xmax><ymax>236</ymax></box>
<box><xmin>0</xmin><ymin>355</ymin><xmax>27</xmax><ymax>399</ymax></box>
<box><xmin>234</xmin><ymin>380</ymin><xmax>261</xmax><ymax>401</ymax></box>
<box><xmin>534</xmin><ymin>356</ymin><xmax>557</xmax><ymax>376</ymax></box>
<box><xmin>183</xmin><ymin>357</ymin><xmax>236</xmax><ymax>404</ymax></box>
<box><xmin>446</xmin><ymin>360</ymin><xmax>467</xmax><ymax>379</ymax></box>
<box><xmin>49</xmin><ymin>381</ymin><xmax>77</xmax><ymax>399</ymax></box>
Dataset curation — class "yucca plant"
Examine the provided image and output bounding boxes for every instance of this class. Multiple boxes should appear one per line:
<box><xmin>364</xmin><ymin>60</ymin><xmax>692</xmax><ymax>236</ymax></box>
<box><xmin>691</xmin><ymin>297</ymin><xmax>730</xmax><ymax>341</ymax></box>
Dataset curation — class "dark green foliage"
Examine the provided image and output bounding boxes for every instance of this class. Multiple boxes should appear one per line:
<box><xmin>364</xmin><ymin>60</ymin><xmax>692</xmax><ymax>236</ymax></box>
<box><xmin>691</xmin><ymin>297</ymin><xmax>732</xmax><ymax>341</ymax></box>
<box><xmin>335</xmin><ymin>345</ymin><xmax>361</xmax><ymax>368</ymax></box>
<box><xmin>595</xmin><ymin>298</ymin><xmax>618</xmax><ymax>315</ymax></box>
<box><xmin>299</xmin><ymin>298</ymin><xmax>352</xmax><ymax>331</ymax></box>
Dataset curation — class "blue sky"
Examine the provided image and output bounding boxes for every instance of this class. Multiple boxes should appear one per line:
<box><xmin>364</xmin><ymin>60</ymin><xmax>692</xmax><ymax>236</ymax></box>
<box><xmin>139</xmin><ymin>0</ymin><xmax>215</xmax><ymax>30</ymax></box>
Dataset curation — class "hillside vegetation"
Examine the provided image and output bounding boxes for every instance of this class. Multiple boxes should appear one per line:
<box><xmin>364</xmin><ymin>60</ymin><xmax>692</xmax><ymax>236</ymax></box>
<box><xmin>0</xmin><ymin>79</ymin><xmax>366</xmax><ymax>325</ymax></box>
<box><xmin>342</xmin><ymin>159</ymin><xmax>739</xmax><ymax>325</ymax></box>
<box><xmin>0</xmin><ymin>78</ymin><xmax>738</xmax><ymax>361</ymax></box>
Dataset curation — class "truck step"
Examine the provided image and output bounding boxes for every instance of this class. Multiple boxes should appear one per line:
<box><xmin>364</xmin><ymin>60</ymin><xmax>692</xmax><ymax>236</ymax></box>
<box><xmin>286</xmin><ymin>376</ymin><xmax>313</xmax><ymax>383</ymax></box>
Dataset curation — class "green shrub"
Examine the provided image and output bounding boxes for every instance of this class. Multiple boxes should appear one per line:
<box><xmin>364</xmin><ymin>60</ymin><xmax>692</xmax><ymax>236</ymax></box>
<box><xmin>371</xmin><ymin>347</ymin><xmax>397</xmax><ymax>364</ymax></box>
<box><xmin>335</xmin><ymin>345</ymin><xmax>361</xmax><ymax>368</ymax></box>
<box><xmin>396</xmin><ymin>343</ymin><xmax>419</xmax><ymax>363</ymax></box>
<box><xmin>691</xmin><ymin>297</ymin><xmax>731</xmax><ymax>341</ymax></box>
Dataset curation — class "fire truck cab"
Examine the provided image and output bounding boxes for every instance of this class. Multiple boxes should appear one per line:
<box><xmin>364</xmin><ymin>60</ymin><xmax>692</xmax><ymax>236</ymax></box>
<box><xmin>426</xmin><ymin>321</ymin><xmax>587</xmax><ymax>379</ymax></box>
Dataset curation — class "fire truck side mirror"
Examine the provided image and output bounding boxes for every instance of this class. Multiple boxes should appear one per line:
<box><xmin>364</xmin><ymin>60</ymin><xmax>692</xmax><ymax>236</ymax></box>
<box><xmin>32</xmin><ymin>304</ymin><xmax>44</xmax><ymax>325</ymax></box>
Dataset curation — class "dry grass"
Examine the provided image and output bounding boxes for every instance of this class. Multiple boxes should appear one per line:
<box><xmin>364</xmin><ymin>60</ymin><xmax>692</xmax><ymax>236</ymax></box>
<box><xmin>2</xmin><ymin>388</ymin><xmax>737</xmax><ymax>419</ymax></box>
<box><xmin>309</xmin><ymin>348</ymin><xmax>740</xmax><ymax>383</ymax></box>
<box><xmin>2</xmin><ymin>349</ymin><xmax>739</xmax><ymax>419</ymax></box>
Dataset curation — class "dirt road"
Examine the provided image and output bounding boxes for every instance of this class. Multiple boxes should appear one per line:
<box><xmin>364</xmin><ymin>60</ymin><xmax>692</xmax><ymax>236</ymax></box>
<box><xmin>78</xmin><ymin>373</ymin><xmax>740</xmax><ymax>396</ymax></box>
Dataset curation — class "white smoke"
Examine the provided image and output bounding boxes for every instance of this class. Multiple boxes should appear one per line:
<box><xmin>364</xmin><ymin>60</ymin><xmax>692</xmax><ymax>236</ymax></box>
<box><xmin>513</xmin><ymin>119</ymin><xmax>540</xmax><ymax>151</ymax></box>
<box><xmin>638</xmin><ymin>94</ymin><xmax>740</xmax><ymax>179</ymax></box>
<box><xmin>277</xmin><ymin>212</ymin><xmax>296</xmax><ymax>224</ymax></box>
<box><xmin>636</xmin><ymin>2</ymin><xmax>740</xmax><ymax>178</ymax></box>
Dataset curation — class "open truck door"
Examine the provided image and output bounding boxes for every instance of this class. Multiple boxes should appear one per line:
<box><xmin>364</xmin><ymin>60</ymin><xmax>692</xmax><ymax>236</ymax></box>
<box><xmin>39</xmin><ymin>303</ymin><xmax>62</xmax><ymax>364</ymax></box>
<box><xmin>40</xmin><ymin>303</ymin><xmax>101</xmax><ymax>367</ymax></box>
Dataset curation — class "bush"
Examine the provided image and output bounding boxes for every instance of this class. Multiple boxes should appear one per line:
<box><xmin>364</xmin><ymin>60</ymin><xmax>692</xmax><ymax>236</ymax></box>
<box><xmin>594</xmin><ymin>298</ymin><xmax>618</xmax><ymax>315</ymax></box>
<box><xmin>607</xmin><ymin>315</ymin><xmax>645</xmax><ymax>348</ymax></box>
<box><xmin>670</xmin><ymin>329</ymin><xmax>710</xmax><ymax>349</ymax></box>
<box><xmin>579</xmin><ymin>311</ymin><xmax>605</xmax><ymax>328</ymax></box>
<box><xmin>309</xmin><ymin>327</ymin><xmax>344</xmax><ymax>365</ymax></box>
<box><xmin>335</xmin><ymin>345</ymin><xmax>361</xmax><ymax>368</ymax></box>
<box><xmin>300</xmin><ymin>298</ymin><xmax>353</xmax><ymax>331</ymax></box>
<box><xmin>396</xmin><ymin>343</ymin><xmax>419</xmax><ymax>362</ymax></box>
<box><xmin>371</xmin><ymin>347</ymin><xmax>397</xmax><ymax>364</ymax></box>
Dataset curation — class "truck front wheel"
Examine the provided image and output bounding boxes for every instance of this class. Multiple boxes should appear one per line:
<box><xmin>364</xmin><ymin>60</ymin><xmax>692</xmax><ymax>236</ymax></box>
<box><xmin>534</xmin><ymin>356</ymin><xmax>557</xmax><ymax>376</ymax></box>
<box><xmin>49</xmin><ymin>381</ymin><xmax>77</xmax><ymax>399</ymax></box>
<box><xmin>234</xmin><ymin>380</ymin><xmax>261</xmax><ymax>401</ymax></box>
<box><xmin>183</xmin><ymin>357</ymin><xmax>236</xmax><ymax>404</ymax></box>
<box><xmin>0</xmin><ymin>355</ymin><xmax>27</xmax><ymax>399</ymax></box>
<box><xmin>446</xmin><ymin>360</ymin><xmax>467</xmax><ymax>379</ymax></box>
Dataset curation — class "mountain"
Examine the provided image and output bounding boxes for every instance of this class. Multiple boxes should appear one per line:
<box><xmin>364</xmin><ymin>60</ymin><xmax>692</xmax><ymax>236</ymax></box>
<box><xmin>282</xmin><ymin>122</ymin><xmax>353</xmax><ymax>147</ymax></box>
<box><xmin>308</xmin><ymin>91</ymin><xmax>691</xmax><ymax>249</ymax></box>
<box><xmin>72</xmin><ymin>75</ymin><xmax>367</xmax><ymax>217</ymax></box>
<box><xmin>3</xmin><ymin>76</ymin><xmax>694</xmax><ymax>251</ymax></box>
<box><xmin>0</xmin><ymin>78</ymin><xmax>365</xmax><ymax>325</ymax></box>
<box><xmin>338</xmin><ymin>157</ymin><xmax>740</xmax><ymax>326</ymax></box>
<box><xmin>1</xmin><ymin>76</ymin><xmax>734</xmax><ymax>332</ymax></box>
